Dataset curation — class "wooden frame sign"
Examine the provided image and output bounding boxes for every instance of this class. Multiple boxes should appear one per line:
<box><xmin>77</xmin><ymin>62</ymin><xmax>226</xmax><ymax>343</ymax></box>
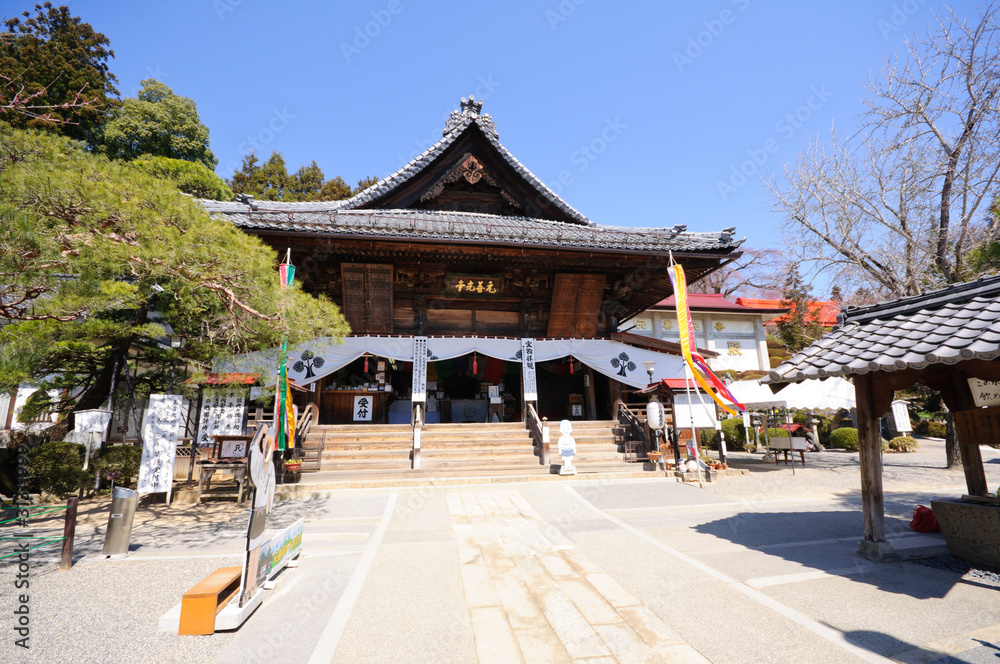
<box><xmin>445</xmin><ymin>275</ymin><xmax>504</xmax><ymax>299</ymax></box>
<box><xmin>955</xmin><ymin>406</ymin><xmax>1000</xmax><ymax>447</ymax></box>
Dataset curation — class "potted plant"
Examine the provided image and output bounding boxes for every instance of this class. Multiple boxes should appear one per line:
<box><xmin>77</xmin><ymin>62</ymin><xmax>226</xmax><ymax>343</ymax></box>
<box><xmin>283</xmin><ymin>458</ymin><xmax>303</xmax><ymax>472</ymax></box>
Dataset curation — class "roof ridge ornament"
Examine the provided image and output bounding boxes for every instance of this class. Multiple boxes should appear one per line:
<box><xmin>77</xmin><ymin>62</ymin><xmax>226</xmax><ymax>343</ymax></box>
<box><xmin>444</xmin><ymin>95</ymin><xmax>498</xmax><ymax>139</ymax></box>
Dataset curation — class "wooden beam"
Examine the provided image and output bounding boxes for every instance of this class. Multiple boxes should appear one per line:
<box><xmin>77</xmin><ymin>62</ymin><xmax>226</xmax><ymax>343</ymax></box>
<box><xmin>855</xmin><ymin>374</ymin><xmax>888</xmax><ymax>547</ymax></box>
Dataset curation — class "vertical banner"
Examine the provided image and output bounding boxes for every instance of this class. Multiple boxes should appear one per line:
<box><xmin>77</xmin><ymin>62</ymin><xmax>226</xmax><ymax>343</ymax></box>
<box><xmin>521</xmin><ymin>338</ymin><xmax>538</xmax><ymax>402</ymax></box>
<box><xmin>137</xmin><ymin>394</ymin><xmax>184</xmax><ymax>496</ymax></box>
<box><xmin>195</xmin><ymin>388</ymin><xmax>247</xmax><ymax>451</ymax></box>
<box><xmin>411</xmin><ymin>336</ymin><xmax>428</xmax><ymax>403</ymax></box>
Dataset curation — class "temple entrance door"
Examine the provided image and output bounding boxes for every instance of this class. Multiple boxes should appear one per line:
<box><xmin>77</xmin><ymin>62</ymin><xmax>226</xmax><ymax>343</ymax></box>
<box><xmin>427</xmin><ymin>354</ymin><xmax>521</xmax><ymax>423</ymax></box>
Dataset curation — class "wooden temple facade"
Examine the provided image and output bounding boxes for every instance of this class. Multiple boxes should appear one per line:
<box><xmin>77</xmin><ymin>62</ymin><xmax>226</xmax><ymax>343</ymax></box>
<box><xmin>206</xmin><ymin>97</ymin><xmax>743</xmax><ymax>426</ymax></box>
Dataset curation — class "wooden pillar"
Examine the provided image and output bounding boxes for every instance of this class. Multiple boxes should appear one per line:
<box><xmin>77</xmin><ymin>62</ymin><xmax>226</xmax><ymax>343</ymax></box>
<box><xmin>948</xmin><ymin>371</ymin><xmax>989</xmax><ymax>497</ymax></box>
<box><xmin>855</xmin><ymin>374</ymin><xmax>895</xmax><ymax>560</ymax></box>
<box><xmin>583</xmin><ymin>367</ymin><xmax>597</xmax><ymax>420</ymax></box>
<box><xmin>609</xmin><ymin>376</ymin><xmax>623</xmax><ymax>413</ymax></box>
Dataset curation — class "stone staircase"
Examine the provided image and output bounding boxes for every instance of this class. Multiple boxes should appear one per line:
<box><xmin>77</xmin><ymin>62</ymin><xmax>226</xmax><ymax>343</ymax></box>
<box><xmin>290</xmin><ymin>419</ymin><xmax>650</xmax><ymax>490</ymax></box>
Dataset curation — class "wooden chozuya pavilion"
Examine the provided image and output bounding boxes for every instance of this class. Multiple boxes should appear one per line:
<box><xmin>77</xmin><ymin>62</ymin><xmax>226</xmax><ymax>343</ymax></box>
<box><xmin>763</xmin><ymin>276</ymin><xmax>1000</xmax><ymax>561</ymax></box>
<box><xmin>207</xmin><ymin>97</ymin><xmax>743</xmax><ymax>429</ymax></box>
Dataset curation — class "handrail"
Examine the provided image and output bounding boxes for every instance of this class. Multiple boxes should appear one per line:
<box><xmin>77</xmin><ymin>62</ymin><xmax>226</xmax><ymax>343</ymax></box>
<box><xmin>525</xmin><ymin>402</ymin><xmax>550</xmax><ymax>466</ymax></box>
<box><xmin>615</xmin><ymin>400</ymin><xmax>649</xmax><ymax>461</ymax></box>
<box><xmin>411</xmin><ymin>403</ymin><xmax>423</xmax><ymax>469</ymax></box>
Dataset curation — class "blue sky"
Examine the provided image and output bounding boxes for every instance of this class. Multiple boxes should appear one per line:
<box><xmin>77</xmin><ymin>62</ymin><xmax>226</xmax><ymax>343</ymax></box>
<box><xmin>19</xmin><ymin>1</ymin><xmax>989</xmax><ymax>295</ymax></box>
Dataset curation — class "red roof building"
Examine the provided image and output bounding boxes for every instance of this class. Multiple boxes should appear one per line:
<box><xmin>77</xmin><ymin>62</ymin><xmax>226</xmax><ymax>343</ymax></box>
<box><xmin>734</xmin><ymin>298</ymin><xmax>841</xmax><ymax>328</ymax></box>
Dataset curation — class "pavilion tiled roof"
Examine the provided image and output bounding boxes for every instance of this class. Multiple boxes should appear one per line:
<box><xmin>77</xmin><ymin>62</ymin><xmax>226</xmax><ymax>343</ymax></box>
<box><xmin>762</xmin><ymin>275</ymin><xmax>1000</xmax><ymax>385</ymax></box>
<box><xmin>200</xmin><ymin>206</ymin><xmax>742</xmax><ymax>254</ymax></box>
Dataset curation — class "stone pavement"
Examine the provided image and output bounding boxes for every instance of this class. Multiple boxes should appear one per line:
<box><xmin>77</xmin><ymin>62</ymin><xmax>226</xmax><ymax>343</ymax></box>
<box><xmin>4</xmin><ymin>439</ymin><xmax>1000</xmax><ymax>663</ymax></box>
<box><xmin>446</xmin><ymin>489</ymin><xmax>707</xmax><ymax>663</ymax></box>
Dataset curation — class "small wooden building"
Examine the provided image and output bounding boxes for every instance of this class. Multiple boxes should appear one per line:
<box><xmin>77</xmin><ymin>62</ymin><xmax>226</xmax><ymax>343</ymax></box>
<box><xmin>763</xmin><ymin>276</ymin><xmax>1000</xmax><ymax>560</ymax></box>
<box><xmin>207</xmin><ymin>98</ymin><xmax>743</xmax><ymax>425</ymax></box>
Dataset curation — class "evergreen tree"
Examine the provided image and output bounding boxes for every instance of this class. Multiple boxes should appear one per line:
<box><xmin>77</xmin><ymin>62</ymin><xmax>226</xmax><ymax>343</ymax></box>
<box><xmin>102</xmin><ymin>79</ymin><xmax>217</xmax><ymax>168</ymax></box>
<box><xmin>0</xmin><ymin>2</ymin><xmax>119</xmax><ymax>143</ymax></box>
<box><xmin>777</xmin><ymin>266</ymin><xmax>823</xmax><ymax>352</ymax></box>
<box><xmin>228</xmin><ymin>151</ymin><xmax>364</xmax><ymax>202</ymax></box>
<box><xmin>355</xmin><ymin>174</ymin><xmax>379</xmax><ymax>192</ymax></box>
<box><xmin>0</xmin><ymin>126</ymin><xmax>348</xmax><ymax>420</ymax></box>
<box><xmin>320</xmin><ymin>175</ymin><xmax>352</xmax><ymax>200</ymax></box>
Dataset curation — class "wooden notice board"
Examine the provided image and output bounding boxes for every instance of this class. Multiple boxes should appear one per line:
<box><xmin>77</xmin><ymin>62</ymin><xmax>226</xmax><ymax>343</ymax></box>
<box><xmin>955</xmin><ymin>406</ymin><xmax>1000</xmax><ymax>446</ymax></box>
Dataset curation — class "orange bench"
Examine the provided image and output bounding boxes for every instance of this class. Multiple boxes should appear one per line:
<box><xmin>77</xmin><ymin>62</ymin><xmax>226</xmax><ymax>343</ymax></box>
<box><xmin>178</xmin><ymin>566</ymin><xmax>243</xmax><ymax>635</ymax></box>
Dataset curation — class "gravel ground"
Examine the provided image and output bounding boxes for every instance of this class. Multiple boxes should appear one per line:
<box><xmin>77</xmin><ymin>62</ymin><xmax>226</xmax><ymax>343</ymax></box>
<box><xmin>4</xmin><ymin>557</ymin><xmax>241</xmax><ymax>664</ymax></box>
<box><xmin>908</xmin><ymin>554</ymin><xmax>1000</xmax><ymax>586</ymax></box>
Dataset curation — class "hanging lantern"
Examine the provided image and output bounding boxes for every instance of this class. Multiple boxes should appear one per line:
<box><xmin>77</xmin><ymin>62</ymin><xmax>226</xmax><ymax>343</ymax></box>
<box><xmin>364</xmin><ymin>354</ymin><xmax>369</xmax><ymax>373</ymax></box>
<box><xmin>473</xmin><ymin>352</ymin><xmax>478</xmax><ymax>374</ymax></box>
<box><xmin>569</xmin><ymin>355</ymin><xmax>575</xmax><ymax>374</ymax></box>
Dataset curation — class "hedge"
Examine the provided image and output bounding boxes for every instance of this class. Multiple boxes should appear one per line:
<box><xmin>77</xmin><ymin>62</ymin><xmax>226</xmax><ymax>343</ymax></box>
<box><xmin>829</xmin><ymin>427</ymin><xmax>859</xmax><ymax>451</ymax></box>
<box><xmin>721</xmin><ymin>417</ymin><xmax>746</xmax><ymax>450</ymax></box>
<box><xmin>27</xmin><ymin>441</ymin><xmax>93</xmax><ymax>498</ymax></box>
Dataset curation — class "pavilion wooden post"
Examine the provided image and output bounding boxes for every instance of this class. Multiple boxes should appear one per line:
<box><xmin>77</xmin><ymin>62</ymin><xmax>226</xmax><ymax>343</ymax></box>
<box><xmin>855</xmin><ymin>374</ymin><xmax>895</xmax><ymax>561</ymax></box>
<box><xmin>948</xmin><ymin>371</ymin><xmax>989</xmax><ymax>497</ymax></box>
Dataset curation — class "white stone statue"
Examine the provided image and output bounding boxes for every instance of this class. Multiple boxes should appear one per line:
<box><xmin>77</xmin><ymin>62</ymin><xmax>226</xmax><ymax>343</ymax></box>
<box><xmin>557</xmin><ymin>419</ymin><xmax>577</xmax><ymax>476</ymax></box>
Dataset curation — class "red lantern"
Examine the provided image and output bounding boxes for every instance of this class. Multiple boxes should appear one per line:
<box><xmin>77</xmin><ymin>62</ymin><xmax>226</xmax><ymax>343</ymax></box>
<box><xmin>364</xmin><ymin>354</ymin><xmax>369</xmax><ymax>373</ymax></box>
<box><xmin>473</xmin><ymin>352</ymin><xmax>478</xmax><ymax>374</ymax></box>
<box><xmin>570</xmin><ymin>355</ymin><xmax>575</xmax><ymax>374</ymax></box>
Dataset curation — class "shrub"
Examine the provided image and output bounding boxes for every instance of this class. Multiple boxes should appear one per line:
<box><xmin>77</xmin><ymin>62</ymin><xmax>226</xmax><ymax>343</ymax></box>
<box><xmin>926</xmin><ymin>421</ymin><xmax>946</xmax><ymax>438</ymax></box>
<box><xmin>913</xmin><ymin>419</ymin><xmax>930</xmax><ymax>435</ymax></box>
<box><xmin>766</xmin><ymin>427</ymin><xmax>789</xmax><ymax>440</ymax></box>
<box><xmin>721</xmin><ymin>417</ymin><xmax>746</xmax><ymax>450</ymax></box>
<box><xmin>887</xmin><ymin>436</ymin><xmax>920</xmax><ymax>453</ymax></box>
<box><xmin>26</xmin><ymin>442</ymin><xmax>93</xmax><ymax>498</ymax></box>
<box><xmin>94</xmin><ymin>445</ymin><xmax>143</xmax><ymax>488</ymax></box>
<box><xmin>700</xmin><ymin>429</ymin><xmax>720</xmax><ymax>450</ymax></box>
<box><xmin>830</xmin><ymin>427</ymin><xmax>859</xmax><ymax>451</ymax></box>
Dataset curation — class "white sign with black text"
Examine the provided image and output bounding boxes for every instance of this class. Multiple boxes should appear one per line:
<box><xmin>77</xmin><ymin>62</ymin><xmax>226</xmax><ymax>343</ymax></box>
<box><xmin>196</xmin><ymin>389</ymin><xmax>247</xmax><ymax>450</ymax></box>
<box><xmin>521</xmin><ymin>338</ymin><xmax>538</xmax><ymax>402</ymax></box>
<box><xmin>137</xmin><ymin>394</ymin><xmax>184</xmax><ymax>496</ymax></box>
<box><xmin>411</xmin><ymin>336</ymin><xmax>428</xmax><ymax>403</ymax></box>
<box><xmin>353</xmin><ymin>395</ymin><xmax>373</xmax><ymax>421</ymax></box>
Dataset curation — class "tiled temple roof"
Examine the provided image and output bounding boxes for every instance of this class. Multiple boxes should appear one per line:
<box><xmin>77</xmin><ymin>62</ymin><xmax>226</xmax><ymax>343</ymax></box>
<box><xmin>763</xmin><ymin>275</ymin><xmax>1000</xmax><ymax>384</ymax></box>
<box><xmin>199</xmin><ymin>205</ymin><xmax>742</xmax><ymax>253</ymax></box>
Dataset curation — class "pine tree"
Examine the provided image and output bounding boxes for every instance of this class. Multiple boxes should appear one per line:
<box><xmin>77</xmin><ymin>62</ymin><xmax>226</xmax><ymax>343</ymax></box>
<box><xmin>777</xmin><ymin>267</ymin><xmax>823</xmax><ymax>352</ymax></box>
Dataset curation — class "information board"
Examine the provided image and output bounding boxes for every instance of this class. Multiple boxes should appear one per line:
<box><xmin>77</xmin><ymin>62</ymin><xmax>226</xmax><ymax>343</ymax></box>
<box><xmin>195</xmin><ymin>389</ymin><xmax>247</xmax><ymax>450</ymax></box>
<box><xmin>968</xmin><ymin>378</ymin><xmax>1000</xmax><ymax>407</ymax></box>
<box><xmin>411</xmin><ymin>336</ymin><xmax>428</xmax><ymax>403</ymax></box>
<box><xmin>521</xmin><ymin>338</ymin><xmax>538</xmax><ymax>402</ymax></box>
<box><xmin>137</xmin><ymin>394</ymin><xmax>184</xmax><ymax>496</ymax></box>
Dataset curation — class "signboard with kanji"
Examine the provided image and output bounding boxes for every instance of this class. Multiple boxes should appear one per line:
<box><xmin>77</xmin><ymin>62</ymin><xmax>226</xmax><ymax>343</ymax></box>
<box><xmin>195</xmin><ymin>389</ymin><xmax>247</xmax><ymax>450</ymax></box>
<box><xmin>955</xmin><ymin>405</ymin><xmax>1000</xmax><ymax>447</ymax></box>
<box><xmin>137</xmin><ymin>394</ymin><xmax>184</xmax><ymax>496</ymax></box>
<box><xmin>411</xmin><ymin>336</ymin><xmax>428</xmax><ymax>403</ymax></box>
<box><xmin>968</xmin><ymin>378</ymin><xmax>1000</xmax><ymax>407</ymax></box>
<box><xmin>444</xmin><ymin>275</ymin><xmax>504</xmax><ymax>299</ymax></box>
<box><xmin>522</xmin><ymin>338</ymin><xmax>538</xmax><ymax>401</ymax></box>
<box><xmin>353</xmin><ymin>395</ymin><xmax>373</xmax><ymax>421</ymax></box>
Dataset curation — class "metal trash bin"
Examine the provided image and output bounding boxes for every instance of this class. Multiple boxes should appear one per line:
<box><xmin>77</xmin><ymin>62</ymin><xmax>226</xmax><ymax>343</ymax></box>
<box><xmin>102</xmin><ymin>486</ymin><xmax>138</xmax><ymax>558</ymax></box>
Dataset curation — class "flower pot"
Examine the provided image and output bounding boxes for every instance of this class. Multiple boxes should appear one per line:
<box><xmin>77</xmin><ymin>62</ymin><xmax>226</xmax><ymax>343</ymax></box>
<box><xmin>283</xmin><ymin>461</ymin><xmax>302</xmax><ymax>472</ymax></box>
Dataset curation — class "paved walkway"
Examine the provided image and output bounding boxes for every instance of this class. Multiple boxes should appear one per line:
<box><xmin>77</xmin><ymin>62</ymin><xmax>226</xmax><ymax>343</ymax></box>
<box><xmin>4</xmin><ymin>438</ymin><xmax>1000</xmax><ymax>663</ymax></box>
